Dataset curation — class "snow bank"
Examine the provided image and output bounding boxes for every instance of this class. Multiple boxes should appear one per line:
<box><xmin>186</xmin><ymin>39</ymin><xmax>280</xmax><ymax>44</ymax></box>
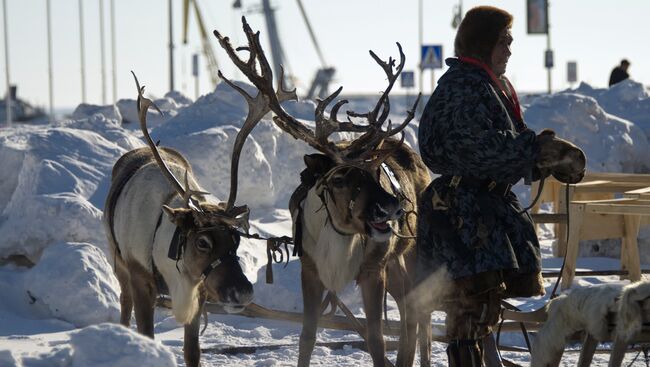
<box><xmin>23</xmin><ymin>242</ymin><xmax>120</xmax><ymax>327</ymax></box>
<box><xmin>572</xmin><ymin>79</ymin><xmax>650</xmax><ymax>140</ymax></box>
<box><xmin>0</xmin><ymin>126</ymin><xmax>126</xmax><ymax>261</ymax></box>
<box><xmin>4</xmin><ymin>323</ymin><xmax>177</xmax><ymax>367</ymax></box>
<box><xmin>69</xmin><ymin>323</ymin><xmax>176</xmax><ymax>367</ymax></box>
<box><xmin>524</xmin><ymin>92</ymin><xmax>650</xmax><ymax>173</ymax></box>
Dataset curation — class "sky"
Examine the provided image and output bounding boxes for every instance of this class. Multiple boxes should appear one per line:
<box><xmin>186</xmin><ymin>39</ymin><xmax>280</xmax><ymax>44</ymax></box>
<box><xmin>1</xmin><ymin>0</ymin><xmax>649</xmax><ymax>111</ymax></box>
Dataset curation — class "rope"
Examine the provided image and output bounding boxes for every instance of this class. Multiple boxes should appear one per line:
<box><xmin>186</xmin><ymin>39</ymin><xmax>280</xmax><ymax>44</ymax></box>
<box><xmin>518</xmin><ymin>176</ymin><xmax>546</xmax><ymax>214</ymax></box>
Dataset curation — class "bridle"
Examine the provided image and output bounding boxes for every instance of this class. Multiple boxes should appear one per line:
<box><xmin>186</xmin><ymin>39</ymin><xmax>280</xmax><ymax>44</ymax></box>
<box><xmin>162</xmin><ymin>220</ymin><xmax>243</xmax><ymax>282</ymax></box>
<box><xmin>314</xmin><ymin>164</ymin><xmax>367</xmax><ymax>237</ymax></box>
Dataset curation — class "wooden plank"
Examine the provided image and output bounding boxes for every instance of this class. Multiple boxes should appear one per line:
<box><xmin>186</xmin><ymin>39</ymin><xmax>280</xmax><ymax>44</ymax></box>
<box><xmin>624</xmin><ymin>186</ymin><xmax>650</xmax><ymax>196</ymax></box>
<box><xmin>587</xmin><ymin>204</ymin><xmax>650</xmax><ymax>215</ymax></box>
<box><xmin>531</xmin><ymin>213</ymin><xmax>567</xmax><ymax>223</ymax></box>
<box><xmin>572</xmin><ymin>182</ymin><xmax>650</xmax><ymax>193</ymax></box>
<box><xmin>582</xmin><ymin>172</ymin><xmax>650</xmax><ymax>183</ymax></box>
<box><xmin>579</xmin><ymin>213</ymin><xmax>625</xmax><ymax>241</ymax></box>
<box><xmin>201</xmin><ymin>339</ymin><xmax>400</xmax><ymax>355</ymax></box>
<box><xmin>562</xmin><ymin>202</ymin><xmax>586</xmax><ymax>289</ymax></box>
<box><xmin>622</xmin><ymin>215</ymin><xmax>642</xmax><ymax>281</ymax></box>
<box><xmin>542</xmin><ymin>269</ymin><xmax>650</xmax><ymax>277</ymax></box>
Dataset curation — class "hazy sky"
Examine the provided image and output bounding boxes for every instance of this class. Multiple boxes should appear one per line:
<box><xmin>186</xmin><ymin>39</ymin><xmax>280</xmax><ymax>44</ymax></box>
<box><xmin>2</xmin><ymin>0</ymin><xmax>649</xmax><ymax>110</ymax></box>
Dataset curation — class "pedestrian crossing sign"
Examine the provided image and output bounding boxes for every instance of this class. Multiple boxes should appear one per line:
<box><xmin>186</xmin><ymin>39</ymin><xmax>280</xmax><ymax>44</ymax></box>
<box><xmin>421</xmin><ymin>45</ymin><xmax>443</xmax><ymax>70</ymax></box>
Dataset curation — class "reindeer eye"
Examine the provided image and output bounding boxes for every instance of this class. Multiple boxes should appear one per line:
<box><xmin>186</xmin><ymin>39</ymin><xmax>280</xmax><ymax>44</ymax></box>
<box><xmin>331</xmin><ymin>177</ymin><xmax>345</xmax><ymax>188</ymax></box>
<box><xmin>196</xmin><ymin>237</ymin><xmax>212</xmax><ymax>252</ymax></box>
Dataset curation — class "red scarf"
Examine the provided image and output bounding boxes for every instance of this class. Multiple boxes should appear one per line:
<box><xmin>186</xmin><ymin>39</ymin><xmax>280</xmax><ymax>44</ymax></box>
<box><xmin>458</xmin><ymin>56</ymin><xmax>523</xmax><ymax>124</ymax></box>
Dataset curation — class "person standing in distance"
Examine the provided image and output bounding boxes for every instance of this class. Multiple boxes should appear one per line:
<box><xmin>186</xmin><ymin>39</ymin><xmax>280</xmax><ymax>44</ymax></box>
<box><xmin>609</xmin><ymin>59</ymin><xmax>631</xmax><ymax>87</ymax></box>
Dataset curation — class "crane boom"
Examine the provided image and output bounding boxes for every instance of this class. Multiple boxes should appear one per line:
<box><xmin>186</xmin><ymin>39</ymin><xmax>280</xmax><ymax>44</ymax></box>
<box><xmin>182</xmin><ymin>0</ymin><xmax>220</xmax><ymax>88</ymax></box>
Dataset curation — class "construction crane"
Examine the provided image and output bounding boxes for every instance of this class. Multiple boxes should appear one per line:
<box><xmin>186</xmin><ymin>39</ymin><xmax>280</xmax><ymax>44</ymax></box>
<box><xmin>239</xmin><ymin>0</ymin><xmax>335</xmax><ymax>100</ymax></box>
<box><xmin>295</xmin><ymin>0</ymin><xmax>336</xmax><ymax>100</ymax></box>
<box><xmin>182</xmin><ymin>0</ymin><xmax>221</xmax><ymax>88</ymax></box>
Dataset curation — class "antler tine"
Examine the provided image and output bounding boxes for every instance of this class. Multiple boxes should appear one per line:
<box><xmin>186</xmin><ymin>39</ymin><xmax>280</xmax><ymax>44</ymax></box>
<box><xmin>368</xmin><ymin>42</ymin><xmax>405</xmax><ymax>122</ymax></box>
<box><xmin>314</xmin><ymin>87</ymin><xmax>343</xmax><ymax>143</ymax></box>
<box><xmin>339</xmin><ymin>43</ymin><xmax>406</xmax><ymax>159</ymax></box>
<box><xmin>131</xmin><ymin>71</ymin><xmax>203</xmax><ymax>210</ymax></box>
<box><xmin>217</xmin><ymin>21</ymin><xmax>301</xmax><ymax>212</ymax></box>
<box><xmin>385</xmin><ymin>93</ymin><xmax>422</xmax><ymax>138</ymax></box>
<box><xmin>215</xmin><ymin>17</ymin><xmax>344</xmax><ymax>162</ymax></box>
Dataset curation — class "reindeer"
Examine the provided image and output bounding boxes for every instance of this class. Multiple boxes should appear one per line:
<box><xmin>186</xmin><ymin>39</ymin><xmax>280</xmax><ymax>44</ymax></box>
<box><xmin>103</xmin><ymin>72</ymin><xmax>280</xmax><ymax>367</ymax></box>
<box><xmin>214</xmin><ymin>18</ymin><xmax>432</xmax><ymax>367</ymax></box>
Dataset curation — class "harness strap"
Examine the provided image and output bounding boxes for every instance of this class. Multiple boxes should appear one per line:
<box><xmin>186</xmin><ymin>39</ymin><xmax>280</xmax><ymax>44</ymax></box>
<box><xmin>518</xmin><ymin>176</ymin><xmax>546</xmax><ymax>214</ymax></box>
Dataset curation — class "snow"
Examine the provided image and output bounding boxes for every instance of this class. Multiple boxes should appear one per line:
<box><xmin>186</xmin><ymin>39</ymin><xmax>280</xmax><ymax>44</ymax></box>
<box><xmin>23</xmin><ymin>242</ymin><xmax>120</xmax><ymax>328</ymax></box>
<box><xmin>1</xmin><ymin>77</ymin><xmax>650</xmax><ymax>366</ymax></box>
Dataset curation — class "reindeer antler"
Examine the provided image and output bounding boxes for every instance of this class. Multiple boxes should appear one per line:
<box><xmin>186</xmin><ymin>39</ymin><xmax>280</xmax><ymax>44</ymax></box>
<box><xmin>214</xmin><ymin>20</ymin><xmax>303</xmax><ymax>211</ymax></box>
<box><xmin>131</xmin><ymin>71</ymin><xmax>207</xmax><ymax>211</ymax></box>
<box><xmin>215</xmin><ymin>18</ymin><xmax>421</xmax><ymax>166</ymax></box>
<box><xmin>214</xmin><ymin>17</ymin><xmax>347</xmax><ymax>163</ymax></box>
<box><xmin>340</xmin><ymin>44</ymin><xmax>421</xmax><ymax>160</ymax></box>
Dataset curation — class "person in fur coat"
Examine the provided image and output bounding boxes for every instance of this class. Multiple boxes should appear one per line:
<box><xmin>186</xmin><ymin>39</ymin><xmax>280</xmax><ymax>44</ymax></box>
<box><xmin>416</xmin><ymin>6</ymin><xmax>585</xmax><ymax>366</ymax></box>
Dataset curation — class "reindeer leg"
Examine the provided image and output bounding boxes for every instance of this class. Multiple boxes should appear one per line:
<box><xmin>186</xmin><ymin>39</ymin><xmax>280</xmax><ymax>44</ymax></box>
<box><xmin>298</xmin><ymin>256</ymin><xmax>325</xmax><ymax>367</ymax></box>
<box><xmin>386</xmin><ymin>257</ymin><xmax>417</xmax><ymax>367</ymax></box>
<box><xmin>128</xmin><ymin>261</ymin><xmax>157</xmax><ymax>337</ymax></box>
<box><xmin>359</xmin><ymin>267</ymin><xmax>388</xmax><ymax>367</ymax></box>
<box><xmin>418</xmin><ymin>310</ymin><xmax>432</xmax><ymax>367</ymax></box>
<box><xmin>115</xmin><ymin>257</ymin><xmax>133</xmax><ymax>327</ymax></box>
<box><xmin>184</xmin><ymin>292</ymin><xmax>206</xmax><ymax>367</ymax></box>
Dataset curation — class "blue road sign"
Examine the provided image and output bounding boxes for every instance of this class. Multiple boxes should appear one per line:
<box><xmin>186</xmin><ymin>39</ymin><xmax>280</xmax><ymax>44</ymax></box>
<box><xmin>400</xmin><ymin>71</ymin><xmax>415</xmax><ymax>88</ymax></box>
<box><xmin>421</xmin><ymin>45</ymin><xmax>443</xmax><ymax>70</ymax></box>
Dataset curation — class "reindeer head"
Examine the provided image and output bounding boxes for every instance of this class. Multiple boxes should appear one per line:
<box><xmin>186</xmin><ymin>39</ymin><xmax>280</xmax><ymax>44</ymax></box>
<box><xmin>131</xmin><ymin>72</ymin><xmax>254</xmax><ymax>312</ymax></box>
<box><xmin>303</xmin><ymin>154</ymin><xmax>403</xmax><ymax>242</ymax></box>
<box><xmin>213</xmin><ymin>17</ymin><xmax>420</xmax><ymax>242</ymax></box>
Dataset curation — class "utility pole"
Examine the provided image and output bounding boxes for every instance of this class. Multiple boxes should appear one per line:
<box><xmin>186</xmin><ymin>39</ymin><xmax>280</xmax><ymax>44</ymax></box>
<box><xmin>261</xmin><ymin>0</ymin><xmax>284</xmax><ymax>82</ymax></box>
<box><xmin>417</xmin><ymin>0</ymin><xmax>423</xmax><ymax>115</ymax></box>
<box><xmin>46</xmin><ymin>0</ymin><xmax>54</xmax><ymax>122</ymax></box>
<box><xmin>79</xmin><ymin>0</ymin><xmax>86</xmax><ymax>103</ymax></box>
<box><xmin>3</xmin><ymin>0</ymin><xmax>11</xmax><ymax>126</ymax></box>
<box><xmin>99</xmin><ymin>0</ymin><xmax>107</xmax><ymax>104</ymax></box>
<box><xmin>546</xmin><ymin>1</ymin><xmax>552</xmax><ymax>94</ymax></box>
<box><xmin>110</xmin><ymin>0</ymin><xmax>116</xmax><ymax>104</ymax></box>
<box><xmin>169</xmin><ymin>0</ymin><xmax>175</xmax><ymax>92</ymax></box>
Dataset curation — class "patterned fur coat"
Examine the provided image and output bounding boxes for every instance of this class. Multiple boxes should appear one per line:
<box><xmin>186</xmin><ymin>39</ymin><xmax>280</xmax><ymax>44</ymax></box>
<box><xmin>416</xmin><ymin>58</ymin><xmax>544</xmax><ymax>297</ymax></box>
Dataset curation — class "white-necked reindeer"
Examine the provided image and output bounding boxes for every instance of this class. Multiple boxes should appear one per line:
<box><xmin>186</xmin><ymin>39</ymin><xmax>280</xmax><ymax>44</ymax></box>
<box><xmin>214</xmin><ymin>18</ymin><xmax>432</xmax><ymax>367</ymax></box>
<box><xmin>103</xmin><ymin>72</ymin><xmax>290</xmax><ymax>366</ymax></box>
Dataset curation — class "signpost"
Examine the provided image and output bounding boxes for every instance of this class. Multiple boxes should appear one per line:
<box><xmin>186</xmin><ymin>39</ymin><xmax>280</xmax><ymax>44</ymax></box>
<box><xmin>567</xmin><ymin>61</ymin><xmax>577</xmax><ymax>86</ymax></box>
<box><xmin>192</xmin><ymin>53</ymin><xmax>199</xmax><ymax>100</ymax></box>
<box><xmin>400</xmin><ymin>71</ymin><xmax>415</xmax><ymax>89</ymax></box>
<box><xmin>401</xmin><ymin>70</ymin><xmax>415</xmax><ymax>107</ymax></box>
<box><xmin>528</xmin><ymin>0</ymin><xmax>553</xmax><ymax>94</ymax></box>
<box><xmin>420</xmin><ymin>45</ymin><xmax>443</xmax><ymax>100</ymax></box>
<box><xmin>421</xmin><ymin>45</ymin><xmax>443</xmax><ymax>70</ymax></box>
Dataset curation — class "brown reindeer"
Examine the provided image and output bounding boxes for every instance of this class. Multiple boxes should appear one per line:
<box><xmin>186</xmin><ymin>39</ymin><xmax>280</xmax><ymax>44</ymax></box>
<box><xmin>103</xmin><ymin>72</ymin><xmax>289</xmax><ymax>367</ymax></box>
<box><xmin>214</xmin><ymin>18</ymin><xmax>432</xmax><ymax>367</ymax></box>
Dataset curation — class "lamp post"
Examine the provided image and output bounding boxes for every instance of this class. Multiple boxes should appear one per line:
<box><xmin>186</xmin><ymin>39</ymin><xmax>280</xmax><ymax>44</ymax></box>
<box><xmin>3</xmin><ymin>0</ymin><xmax>11</xmax><ymax>126</ymax></box>
<box><xmin>46</xmin><ymin>0</ymin><xmax>54</xmax><ymax>121</ymax></box>
<box><xmin>79</xmin><ymin>0</ymin><xmax>86</xmax><ymax>103</ymax></box>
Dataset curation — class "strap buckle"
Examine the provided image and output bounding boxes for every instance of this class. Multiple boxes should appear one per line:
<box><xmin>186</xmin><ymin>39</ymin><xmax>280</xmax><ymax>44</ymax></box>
<box><xmin>450</xmin><ymin>175</ymin><xmax>462</xmax><ymax>188</ymax></box>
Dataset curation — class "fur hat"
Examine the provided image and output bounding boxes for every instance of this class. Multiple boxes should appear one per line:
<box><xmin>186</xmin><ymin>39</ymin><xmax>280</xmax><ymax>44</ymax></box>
<box><xmin>454</xmin><ymin>6</ymin><xmax>513</xmax><ymax>62</ymax></box>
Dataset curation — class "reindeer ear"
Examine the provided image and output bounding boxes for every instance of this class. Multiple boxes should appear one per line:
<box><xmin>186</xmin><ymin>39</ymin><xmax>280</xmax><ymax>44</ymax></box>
<box><xmin>162</xmin><ymin>205</ymin><xmax>194</xmax><ymax>228</ymax></box>
<box><xmin>304</xmin><ymin>154</ymin><xmax>334</xmax><ymax>176</ymax></box>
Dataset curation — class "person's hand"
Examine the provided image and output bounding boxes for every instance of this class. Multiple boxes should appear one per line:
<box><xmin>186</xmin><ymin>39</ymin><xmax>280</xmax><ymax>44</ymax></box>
<box><xmin>535</xmin><ymin>129</ymin><xmax>586</xmax><ymax>184</ymax></box>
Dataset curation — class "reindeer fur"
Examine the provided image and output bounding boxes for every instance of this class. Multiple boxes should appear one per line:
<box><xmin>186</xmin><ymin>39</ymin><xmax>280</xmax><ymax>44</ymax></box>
<box><xmin>532</xmin><ymin>281</ymin><xmax>650</xmax><ymax>367</ymax></box>
<box><xmin>109</xmin><ymin>148</ymin><xmax>206</xmax><ymax>325</ymax></box>
<box><xmin>293</xmin><ymin>141</ymin><xmax>431</xmax><ymax>367</ymax></box>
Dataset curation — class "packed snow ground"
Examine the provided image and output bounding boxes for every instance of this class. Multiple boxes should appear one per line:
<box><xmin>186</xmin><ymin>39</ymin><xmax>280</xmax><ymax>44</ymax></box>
<box><xmin>1</xmin><ymin>78</ymin><xmax>650</xmax><ymax>366</ymax></box>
